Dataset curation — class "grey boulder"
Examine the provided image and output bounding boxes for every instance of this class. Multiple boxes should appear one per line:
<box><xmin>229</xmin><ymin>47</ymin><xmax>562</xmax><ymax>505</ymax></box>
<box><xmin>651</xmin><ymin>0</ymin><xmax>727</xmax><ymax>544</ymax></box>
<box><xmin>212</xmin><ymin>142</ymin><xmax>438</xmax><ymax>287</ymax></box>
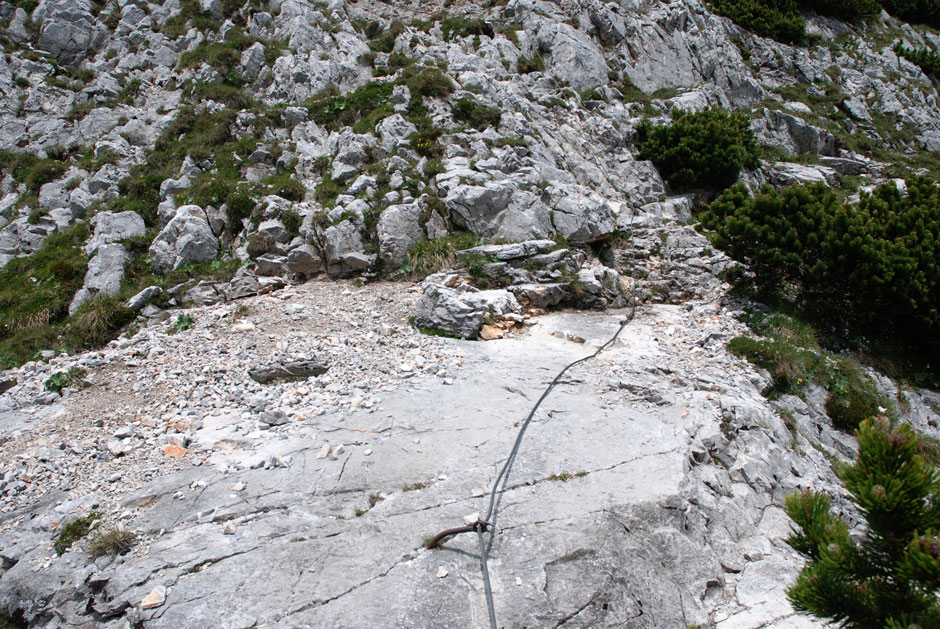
<box><xmin>413</xmin><ymin>282</ymin><xmax>521</xmax><ymax>339</ymax></box>
<box><xmin>249</xmin><ymin>357</ymin><xmax>328</xmax><ymax>384</ymax></box>
<box><xmin>68</xmin><ymin>243</ymin><xmax>131</xmax><ymax>314</ymax></box>
<box><xmin>126</xmin><ymin>286</ymin><xmax>162</xmax><ymax>310</ymax></box>
<box><xmin>535</xmin><ymin>22</ymin><xmax>608</xmax><ymax>92</ymax></box>
<box><xmin>377</xmin><ymin>203</ymin><xmax>423</xmax><ymax>269</ymax></box>
<box><xmin>286</xmin><ymin>244</ymin><xmax>324</xmax><ymax>276</ymax></box>
<box><xmin>323</xmin><ymin>220</ymin><xmax>373</xmax><ymax>277</ymax></box>
<box><xmin>84</xmin><ymin>211</ymin><xmax>146</xmax><ymax>255</ymax></box>
<box><xmin>376</xmin><ymin>114</ymin><xmax>417</xmax><ymax>153</ymax></box>
<box><xmin>150</xmin><ymin>206</ymin><xmax>219</xmax><ymax>274</ymax></box>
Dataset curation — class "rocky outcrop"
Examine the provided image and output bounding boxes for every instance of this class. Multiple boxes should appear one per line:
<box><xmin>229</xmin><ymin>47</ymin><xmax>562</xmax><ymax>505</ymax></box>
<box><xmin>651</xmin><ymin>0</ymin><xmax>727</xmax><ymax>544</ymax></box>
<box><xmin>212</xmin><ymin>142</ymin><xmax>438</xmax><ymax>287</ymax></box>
<box><xmin>413</xmin><ymin>281</ymin><xmax>522</xmax><ymax>339</ymax></box>
<box><xmin>377</xmin><ymin>202</ymin><xmax>423</xmax><ymax>269</ymax></box>
<box><xmin>323</xmin><ymin>219</ymin><xmax>373</xmax><ymax>277</ymax></box>
<box><xmin>84</xmin><ymin>211</ymin><xmax>146</xmax><ymax>255</ymax></box>
<box><xmin>2</xmin><ymin>0</ymin><xmax>940</xmax><ymax>627</ymax></box>
<box><xmin>149</xmin><ymin>206</ymin><xmax>219</xmax><ymax>274</ymax></box>
<box><xmin>413</xmin><ymin>240</ymin><xmax>626</xmax><ymax>338</ymax></box>
<box><xmin>68</xmin><ymin>243</ymin><xmax>130</xmax><ymax>314</ymax></box>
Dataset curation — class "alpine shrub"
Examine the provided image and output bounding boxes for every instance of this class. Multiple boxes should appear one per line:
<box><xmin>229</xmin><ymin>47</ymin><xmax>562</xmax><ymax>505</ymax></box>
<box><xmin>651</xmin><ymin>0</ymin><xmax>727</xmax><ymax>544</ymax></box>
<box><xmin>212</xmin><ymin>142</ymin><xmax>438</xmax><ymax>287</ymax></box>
<box><xmin>799</xmin><ymin>0</ymin><xmax>881</xmax><ymax>20</ymax></box>
<box><xmin>895</xmin><ymin>42</ymin><xmax>940</xmax><ymax>77</ymax></box>
<box><xmin>881</xmin><ymin>0</ymin><xmax>940</xmax><ymax>27</ymax></box>
<box><xmin>786</xmin><ymin>417</ymin><xmax>940</xmax><ymax>627</ymax></box>
<box><xmin>635</xmin><ymin>106</ymin><xmax>759</xmax><ymax>191</ymax></box>
<box><xmin>452</xmin><ymin>97</ymin><xmax>501</xmax><ymax>130</ymax></box>
<box><xmin>701</xmin><ymin>178</ymin><xmax>940</xmax><ymax>364</ymax></box>
<box><xmin>709</xmin><ymin>0</ymin><xmax>806</xmax><ymax>43</ymax></box>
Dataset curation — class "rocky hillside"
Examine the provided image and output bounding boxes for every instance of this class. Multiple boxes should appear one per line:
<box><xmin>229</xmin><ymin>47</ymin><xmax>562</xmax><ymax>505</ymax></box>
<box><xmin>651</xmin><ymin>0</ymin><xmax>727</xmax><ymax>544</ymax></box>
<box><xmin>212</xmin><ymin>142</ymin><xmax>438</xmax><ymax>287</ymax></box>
<box><xmin>0</xmin><ymin>0</ymin><xmax>939</xmax><ymax>626</ymax></box>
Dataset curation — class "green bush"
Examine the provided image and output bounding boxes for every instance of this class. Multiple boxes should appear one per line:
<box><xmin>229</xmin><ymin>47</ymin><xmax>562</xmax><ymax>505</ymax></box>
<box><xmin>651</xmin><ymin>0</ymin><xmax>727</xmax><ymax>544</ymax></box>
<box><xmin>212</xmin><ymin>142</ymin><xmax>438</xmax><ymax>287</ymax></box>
<box><xmin>728</xmin><ymin>311</ymin><xmax>893</xmax><ymax>431</ymax></box>
<box><xmin>275</xmin><ymin>179</ymin><xmax>305</xmax><ymax>202</ymax></box>
<box><xmin>799</xmin><ymin>0</ymin><xmax>881</xmax><ymax>20</ymax></box>
<box><xmin>709</xmin><ymin>0</ymin><xmax>806</xmax><ymax>43</ymax></box>
<box><xmin>895</xmin><ymin>43</ymin><xmax>940</xmax><ymax>77</ymax></box>
<box><xmin>635</xmin><ymin>106</ymin><xmax>759</xmax><ymax>191</ymax></box>
<box><xmin>64</xmin><ymin>295</ymin><xmax>135</xmax><ymax>350</ymax></box>
<box><xmin>402</xmin><ymin>232</ymin><xmax>480</xmax><ymax>277</ymax></box>
<box><xmin>44</xmin><ymin>366</ymin><xmax>87</xmax><ymax>394</ymax></box>
<box><xmin>0</xmin><ymin>222</ymin><xmax>88</xmax><ymax>365</ymax></box>
<box><xmin>701</xmin><ymin>179</ymin><xmax>940</xmax><ymax>366</ymax></box>
<box><xmin>452</xmin><ymin>97</ymin><xmax>501</xmax><ymax>130</ymax></box>
<box><xmin>441</xmin><ymin>16</ymin><xmax>494</xmax><ymax>41</ymax></box>
<box><xmin>881</xmin><ymin>0</ymin><xmax>940</xmax><ymax>27</ymax></box>
<box><xmin>517</xmin><ymin>54</ymin><xmax>544</xmax><ymax>74</ymax></box>
<box><xmin>0</xmin><ymin>151</ymin><xmax>68</xmax><ymax>193</ymax></box>
<box><xmin>368</xmin><ymin>20</ymin><xmax>404</xmax><ymax>53</ymax></box>
<box><xmin>226</xmin><ymin>193</ymin><xmax>255</xmax><ymax>234</ymax></box>
<box><xmin>281</xmin><ymin>209</ymin><xmax>302</xmax><ymax>236</ymax></box>
<box><xmin>785</xmin><ymin>417</ymin><xmax>940</xmax><ymax>627</ymax></box>
<box><xmin>305</xmin><ymin>81</ymin><xmax>395</xmax><ymax>133</ymax></box>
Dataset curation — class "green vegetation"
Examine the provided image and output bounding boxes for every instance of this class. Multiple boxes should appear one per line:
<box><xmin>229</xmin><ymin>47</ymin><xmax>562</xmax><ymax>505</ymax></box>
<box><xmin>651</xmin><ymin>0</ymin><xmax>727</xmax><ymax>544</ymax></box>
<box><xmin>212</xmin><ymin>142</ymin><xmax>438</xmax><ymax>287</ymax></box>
<box><xmin>708</xmin><ymin>0</ymin><xmax>806</xmax><ymax>43</ymax></box>
<box><xmin>0</xmin><ymin>151</ymin><xmax>68</xmax><ymax>194</ymax></box>
<box><xmin>881</xmin><ymin>0</ymin><xmax>940</xmax><ymax>27</ymax></box>
<box><xmin>281</xmin><ymin>209</ymin><xmax>302</xmax><ymax>237</ymax></box>
<box><xmin>452</xmin><ymin>97</ymin><xmax>501</xmax><ymax>130</ymax></box>
<box><xmin>54</xmin><ymin>511</ymin><xmax>100</xmax><ymax>555</ymax></box>
<box><xmin>701</xmin><ymin>179</ymin><xmax>940</xmax><ymax>382</ymax></box>
<box><xmin>727</xmin><ymin>312</ymin><xmax>892</xmax><ymax>431</ymax></box>
<box><xmin>0</xmin><ymin>223</ymin><xmax>87</xmax><ymax>366</ymax></box>
<box><xmin>517</xmin><ymin>54</ymin><xmax>544</xmax><ymax>74</ymax></box>
<box><xmin>895</xmin><ymin>42</ymin><xmax>940</xmax><ymax>77</ymax></box>
<box><xmin>399</xmin><ymin>232</ymin><xmax>480</xmax><ymax>278</ymax></box>
<box><xmin>170</xmin><ymin>313</ymin><xmax>195</xmax><ymax>333</ymax></box>
<box><xmin>87</xmin><ymin>528</ymin><xmax>136</xmax><ymax>558</ymax></box>
<box><xmin>367</xmin><ymin>19</ymin><xmax>404</xmax><ymax>53</ymax></box>
<box><xmin>304</xmin><ymin>66</ymin><xmax>453</xmax><ymax>136</ymax></box>
<box><xmin>785</xmin><ymin>417</ymin><xmax>940</xmax><ymax>627</ymax></box>
<box><xmin>305</xmin><ymin>82</ymin><xmax>396</xmax><ymax>133</ymax></box>
<box><xmin>635</xmin><ymin>106</ymin><xmax>759</xmax><ymax>191</ymax></box>
<box><xmin>44</xmin><ymin>366</ymin><xmax>87</xmax><ymax>394</ymax></box>
<box><xmin>709</xmin><ymin>0</ymin><xmax>905</xmax><ymax>43</ymax></box>
<box><xmin>440</xmin><ymin>17</ymin><xmax>494</xmax><ymax>41</ymax></box>
<box><xmin>225</xmin><ymin>193</ymin><xmax>256</xmax><ymax>235</ymax></box>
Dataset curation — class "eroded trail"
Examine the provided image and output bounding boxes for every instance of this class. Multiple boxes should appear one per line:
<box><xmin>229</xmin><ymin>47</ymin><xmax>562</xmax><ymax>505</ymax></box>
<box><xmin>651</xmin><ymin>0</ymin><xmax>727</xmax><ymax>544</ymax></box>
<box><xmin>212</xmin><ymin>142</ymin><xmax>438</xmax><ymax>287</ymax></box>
<box><xmin>1</xmin><ymin>280</ymin><xmax>830</xmax><ymax>627</ymax></box>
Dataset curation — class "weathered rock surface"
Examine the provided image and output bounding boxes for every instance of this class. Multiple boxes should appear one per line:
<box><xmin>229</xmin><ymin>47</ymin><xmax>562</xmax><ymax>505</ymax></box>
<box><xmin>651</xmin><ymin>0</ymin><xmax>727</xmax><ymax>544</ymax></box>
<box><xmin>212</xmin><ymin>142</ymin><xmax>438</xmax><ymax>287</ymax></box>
<box><xmin>84</xmin><ymin>211</ymin><xmax>146</xmax><ymax>255</ymax></box>
<box><xmin>149</xmin><ymin>206</ymin><xmax>219</xmax><ymax>274</ymax></box>
<box><xmin>3</xmin><ymin>0</ymin><xmax>940</xmax><ymax>626</ymax></box>
<box><xmin>248</xmin><ymin>356</ymin><xmax>328</xmax><ymax>384</ymax></box>
<box><xmin>0</xmin><ymin>280</ymin><xmax>870</xmax><ymax>628</ymax></box>
<box><xmin>69</xmin><ymin>243</ymin><xmax>131</xmax><ymax>314</ymax></box>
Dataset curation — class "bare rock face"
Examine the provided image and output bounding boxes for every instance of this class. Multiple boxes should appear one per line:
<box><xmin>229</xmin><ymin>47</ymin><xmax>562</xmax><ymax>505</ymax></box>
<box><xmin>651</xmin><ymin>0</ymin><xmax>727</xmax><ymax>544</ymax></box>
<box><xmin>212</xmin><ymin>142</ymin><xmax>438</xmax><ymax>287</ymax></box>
<box><xmin>248</xmin><ymin>356</ymin><xmax>328</xmax><ymax>384</ymax></box>
<box><xmin>413</xmin><ymin>282</ymin><xmax>522</xmax><ymax>339</ymax></box>
<box><xmin>377</xmin><ymin>203</ymin><xmax>423</xmax><ymax>269</ymax></box>
<box><xmin>68</xmin><ymin>243</ymin><xmax>131</xmax><ymax>314</ymax></box>
<box><xmin>535</xmin><ymin>21</ymin><xmax>609</xmax><ymax>92</ymax></box>
<box><xmin>84</xmin><ymin>211</ymin><xmax>146</xmax><ymax>255</ymax></box>
<box><xmin>36</xmin><ymin>0</ymin><xmax>103</xmax><ymax>66</ymax></box>
<box><xmin>149</xmin><ymin>206</ymin><xmax>220</xmax><ymax>274</ymax></box>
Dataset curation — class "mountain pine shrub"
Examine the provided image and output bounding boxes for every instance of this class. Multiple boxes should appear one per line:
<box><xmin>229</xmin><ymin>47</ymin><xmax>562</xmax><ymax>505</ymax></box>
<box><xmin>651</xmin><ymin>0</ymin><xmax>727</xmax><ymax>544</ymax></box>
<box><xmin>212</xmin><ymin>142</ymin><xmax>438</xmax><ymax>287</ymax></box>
<box><xmin>786</xmin><ymin>416</ymin><xmax>940</xmax><ymax>627</ymax></box>
<box><xmin>701</xmin><ymin>179</ymin><xmax>940</xmax><ymax>367</ymax></box>
<box><xmin>799</xmin><ymin>0</ymin><xmax>881</xmax><ymax>20</ymax></box>
<box><xmin>894</xmin><ymin>42</ymin><xmax>940</xmax><ymax>77</ymax></box>
<box><xmin>708</xmin><ymin>0</ymin><xmax>806</xmax><ymax>43</ymax></box>
<box><xmin>635</xmin><ymin>106</ymin><xmax>759</xmax><ymax>191</ymax></box>
<box><xmin>881</xmin><ymin>0</ymin><xmax>940</xmax><ymax>27</ymax></box>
